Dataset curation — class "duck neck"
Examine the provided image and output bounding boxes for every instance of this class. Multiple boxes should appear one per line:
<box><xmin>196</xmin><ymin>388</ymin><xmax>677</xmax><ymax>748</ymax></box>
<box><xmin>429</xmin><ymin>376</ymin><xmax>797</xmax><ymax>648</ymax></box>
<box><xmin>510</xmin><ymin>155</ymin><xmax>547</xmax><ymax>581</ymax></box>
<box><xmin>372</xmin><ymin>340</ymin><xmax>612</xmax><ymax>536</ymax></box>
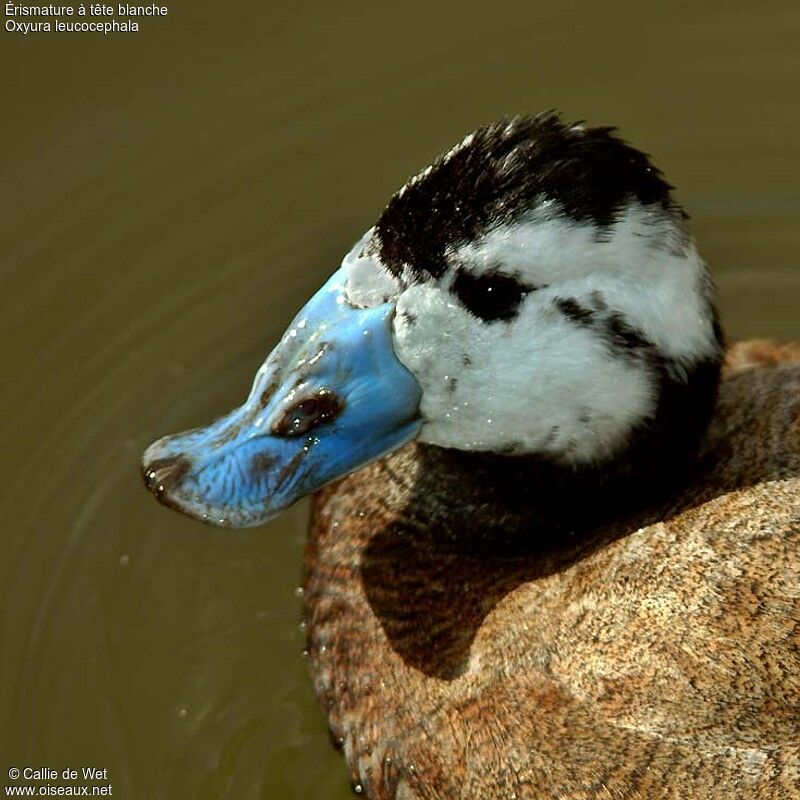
<box><xmin>372</xmin><ymin>441</ymin><xmax>686</xmax><ymax>550</ymax></box>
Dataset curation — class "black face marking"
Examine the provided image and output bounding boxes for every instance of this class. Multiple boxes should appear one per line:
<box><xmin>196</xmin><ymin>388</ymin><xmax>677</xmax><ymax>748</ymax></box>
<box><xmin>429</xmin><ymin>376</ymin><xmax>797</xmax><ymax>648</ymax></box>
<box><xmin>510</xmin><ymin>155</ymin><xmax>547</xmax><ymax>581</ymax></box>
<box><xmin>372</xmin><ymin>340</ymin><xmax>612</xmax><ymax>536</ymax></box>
<box><xmin>462</xmin><ymin>354</ymin><xmax>472</xmax><ymax>367</ymax></box>
<box><xmin>452</xmin><ymin>267</ymin><xmax>535</xmax><ymax>323</ymax></box>
<box><xmin>555</xmin><ymin>297</ymin><xmax>595</xmax><ymax>326</ymax></box>
<box><xmin>400</xmin><ymin>310</ymin><xmax>418</xmax><ymax>326</ymax></box>
<box><xmin>603</xmin><ymin>313</ymin><xmax>653</xmax><ymax>354</ymax></box>
<box><xmin>550</xmin><ymin>293</ymin><xmax>725</xmax><ymax>485</ymax></box>
<box><xmin>272</xmin><ymin>389</ymin><xmax>343</xmax><ymax>437</ymax></box>
<box><xmin>554</xmin><ymin>298</ymin><xmax>655</xmax><ymax>361</ymax></box>
<box><xmin>375</xmin><ymin>111</ymin><xmax>680</xmax><ymax>280</ymax></box>
<box><xmin>448</xmin><ymin>377</ymin><xmax>458</xmax><ymax>393</ymax></box>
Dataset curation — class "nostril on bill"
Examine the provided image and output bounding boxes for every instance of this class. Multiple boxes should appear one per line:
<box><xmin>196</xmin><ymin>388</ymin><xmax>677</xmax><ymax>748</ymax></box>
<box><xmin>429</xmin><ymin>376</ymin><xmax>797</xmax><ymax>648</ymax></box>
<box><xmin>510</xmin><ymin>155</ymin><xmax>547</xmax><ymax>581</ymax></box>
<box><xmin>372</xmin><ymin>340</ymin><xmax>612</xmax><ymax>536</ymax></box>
<box><xmin>272</xmin><ymin>389</ymin><xmax>344</xmax><ymax>437</ymax></box>
<box><xmin>141</xmin><ymin>455</ymin><xmax>191</xmax><ymax>498</ymax></box>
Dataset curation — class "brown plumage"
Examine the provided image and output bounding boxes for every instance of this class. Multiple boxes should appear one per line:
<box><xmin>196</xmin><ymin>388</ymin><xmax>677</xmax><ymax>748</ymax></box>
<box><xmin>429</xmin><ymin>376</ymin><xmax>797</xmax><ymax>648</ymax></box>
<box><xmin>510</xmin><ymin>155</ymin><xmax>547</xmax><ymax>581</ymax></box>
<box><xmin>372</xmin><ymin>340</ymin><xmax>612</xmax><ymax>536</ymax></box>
<box><xmin>303</xmin><ymin>339</ymin><xmax>800</xmax><ymax>799</ymax></box>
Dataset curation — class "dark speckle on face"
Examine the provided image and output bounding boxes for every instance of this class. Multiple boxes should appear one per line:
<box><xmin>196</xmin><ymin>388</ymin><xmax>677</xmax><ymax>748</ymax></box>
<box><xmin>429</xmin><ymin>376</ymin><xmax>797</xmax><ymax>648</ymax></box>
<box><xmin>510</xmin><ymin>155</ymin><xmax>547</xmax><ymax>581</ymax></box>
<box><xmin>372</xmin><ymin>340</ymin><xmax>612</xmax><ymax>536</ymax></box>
<box><xmin>543</xmin><ymin>425</ymin><xmax>560</xmax><ymax>447</ymax></box>
<box><xmin>462</xmin><ymin>354</ymin><xmax>472</xmax><ymax>367</ymax></box>
<box><xmin>448</xmin><ymin>377</ymin><xmax>458</xmax><ymax>393</ymax></box>
<box><xmin>401</xmin><ymin>310</ymin><xmax>418</xmax><ymax>326</ymax></box>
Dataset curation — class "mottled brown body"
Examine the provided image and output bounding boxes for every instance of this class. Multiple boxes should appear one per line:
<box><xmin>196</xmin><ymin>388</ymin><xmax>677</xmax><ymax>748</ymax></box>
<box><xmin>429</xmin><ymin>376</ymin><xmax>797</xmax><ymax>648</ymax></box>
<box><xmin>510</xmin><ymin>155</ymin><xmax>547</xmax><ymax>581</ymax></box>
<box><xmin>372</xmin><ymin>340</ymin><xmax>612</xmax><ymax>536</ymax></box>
<box><xmin>303</xmin><ymin>341</ymin><xmax>800</xmax><ymax>799</ymax></box>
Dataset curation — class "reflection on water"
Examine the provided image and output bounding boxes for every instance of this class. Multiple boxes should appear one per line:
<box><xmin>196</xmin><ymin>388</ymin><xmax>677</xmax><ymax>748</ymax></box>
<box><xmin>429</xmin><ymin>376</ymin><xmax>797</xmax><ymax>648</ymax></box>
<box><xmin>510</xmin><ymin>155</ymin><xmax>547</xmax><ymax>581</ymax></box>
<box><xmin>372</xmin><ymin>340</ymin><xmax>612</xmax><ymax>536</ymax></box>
<box><xmin>1</xmin><ymin>1</ymin><xmax>798</xmax><ymax>797</ymax></box>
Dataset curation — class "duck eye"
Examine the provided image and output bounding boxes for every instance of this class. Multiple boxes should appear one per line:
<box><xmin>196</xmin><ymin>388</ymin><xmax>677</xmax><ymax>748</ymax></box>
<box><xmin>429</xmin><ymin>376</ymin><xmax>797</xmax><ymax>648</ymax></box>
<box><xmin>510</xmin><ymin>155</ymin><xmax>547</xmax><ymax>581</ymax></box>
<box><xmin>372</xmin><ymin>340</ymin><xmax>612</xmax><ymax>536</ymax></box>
<box><xmin>272</xmin><ymin>390</ymin><xmax>343</xmax><ymax>437</ymax></box>
<box><xmin>451</xmin><ymin>267</ymin><xmax>534</xmax><ymax>322</ymax></box>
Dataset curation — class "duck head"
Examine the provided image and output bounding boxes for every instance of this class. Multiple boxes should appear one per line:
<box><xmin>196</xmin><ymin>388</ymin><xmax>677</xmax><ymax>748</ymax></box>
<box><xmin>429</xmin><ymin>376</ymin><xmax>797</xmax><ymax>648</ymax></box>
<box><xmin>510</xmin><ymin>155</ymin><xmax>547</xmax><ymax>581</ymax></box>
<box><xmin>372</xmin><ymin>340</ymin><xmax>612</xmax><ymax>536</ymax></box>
<box><xmin>142</xmin><ymin>112</ymin><xmax>723</xmax><ymax>527</ymax></box>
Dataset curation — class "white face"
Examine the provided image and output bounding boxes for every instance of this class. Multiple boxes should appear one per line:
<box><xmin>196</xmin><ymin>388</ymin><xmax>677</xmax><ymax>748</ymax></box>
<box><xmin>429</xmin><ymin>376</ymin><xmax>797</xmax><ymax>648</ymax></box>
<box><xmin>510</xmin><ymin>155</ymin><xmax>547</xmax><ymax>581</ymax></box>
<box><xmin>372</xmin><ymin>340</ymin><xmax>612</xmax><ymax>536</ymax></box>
<box><xmin>343</xmin><ymin>202</ymin><xmax>720</xmax><ymax>466</ymax></box>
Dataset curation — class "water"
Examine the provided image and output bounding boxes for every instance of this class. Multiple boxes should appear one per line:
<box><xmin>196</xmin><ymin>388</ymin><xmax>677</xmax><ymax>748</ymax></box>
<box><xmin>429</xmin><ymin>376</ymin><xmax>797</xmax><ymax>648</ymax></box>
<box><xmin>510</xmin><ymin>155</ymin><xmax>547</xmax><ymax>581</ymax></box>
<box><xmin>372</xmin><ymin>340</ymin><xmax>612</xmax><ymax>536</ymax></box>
<box><xmin>1</xmin><ymin>1</ymin><xmax>798</xmax><ymax>797</ymax></box>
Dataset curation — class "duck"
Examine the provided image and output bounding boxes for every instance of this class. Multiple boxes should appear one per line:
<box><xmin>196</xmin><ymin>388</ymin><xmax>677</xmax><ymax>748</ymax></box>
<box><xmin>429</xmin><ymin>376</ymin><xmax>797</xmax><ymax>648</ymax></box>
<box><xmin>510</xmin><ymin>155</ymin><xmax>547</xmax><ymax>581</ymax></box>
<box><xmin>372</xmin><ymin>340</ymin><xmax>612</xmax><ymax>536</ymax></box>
<box><xmin>142</xmin><ymin>112</ymin><xmax>800</xmax><ymax>799</ymax></box>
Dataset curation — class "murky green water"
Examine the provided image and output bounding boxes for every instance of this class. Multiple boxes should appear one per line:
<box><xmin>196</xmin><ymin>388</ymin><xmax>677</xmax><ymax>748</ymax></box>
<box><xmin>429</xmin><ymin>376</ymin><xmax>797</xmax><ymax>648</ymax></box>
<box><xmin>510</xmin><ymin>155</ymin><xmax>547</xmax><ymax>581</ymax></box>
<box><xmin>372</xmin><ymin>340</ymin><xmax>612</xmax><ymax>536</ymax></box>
<box><xmin>1</xmin><ymin>1</ymin><xmax>799</xmax><ymax>797</ymax></box>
